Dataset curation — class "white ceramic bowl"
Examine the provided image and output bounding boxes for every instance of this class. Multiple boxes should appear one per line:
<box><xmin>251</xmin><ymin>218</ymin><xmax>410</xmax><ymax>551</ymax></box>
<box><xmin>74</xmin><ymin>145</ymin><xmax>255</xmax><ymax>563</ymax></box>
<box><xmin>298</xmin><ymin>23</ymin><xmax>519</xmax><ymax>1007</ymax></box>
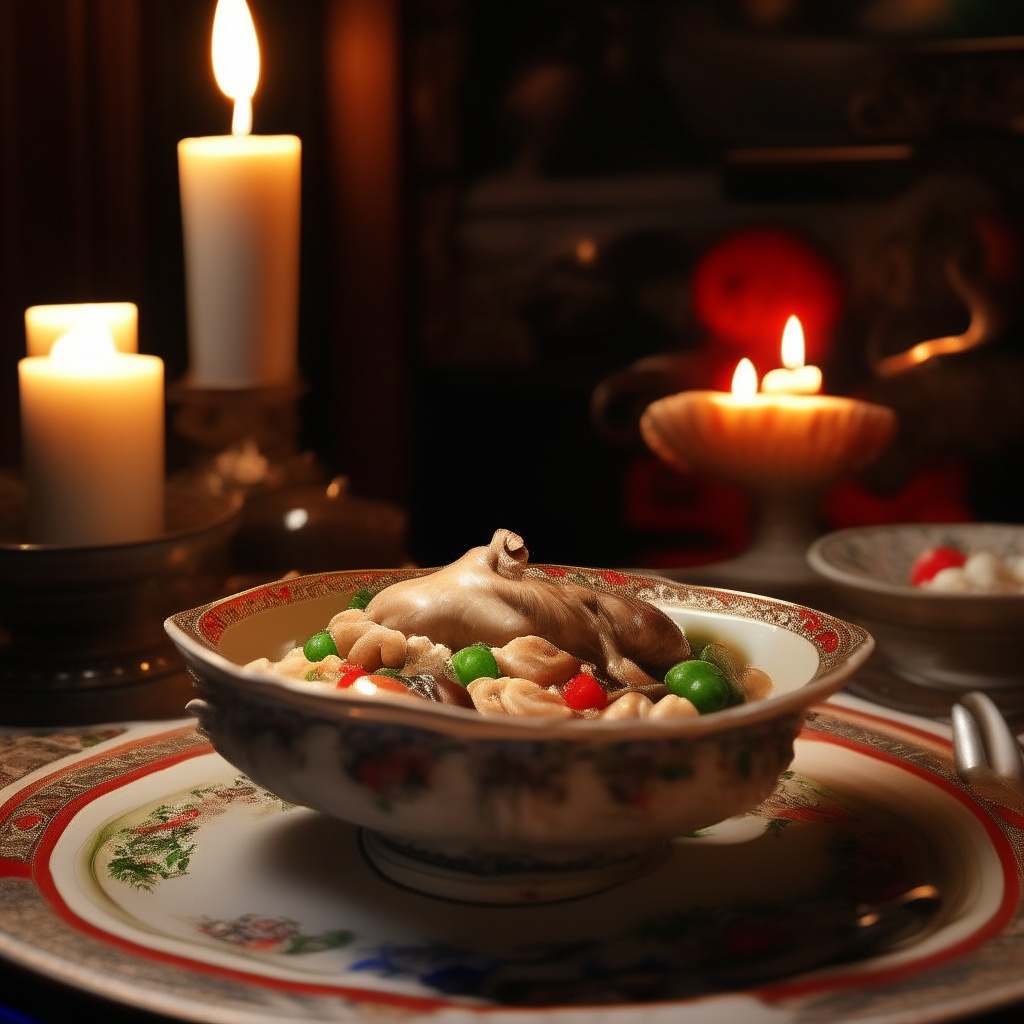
<box><xmin>166</xmin><ymin>565</ymin><xmax>870</xmax><ymax>892</ymax></box>
<box><xmin>808</xmin><ymin>524</ymin><xmax>1024</xmax><ymax>691</ymax></box>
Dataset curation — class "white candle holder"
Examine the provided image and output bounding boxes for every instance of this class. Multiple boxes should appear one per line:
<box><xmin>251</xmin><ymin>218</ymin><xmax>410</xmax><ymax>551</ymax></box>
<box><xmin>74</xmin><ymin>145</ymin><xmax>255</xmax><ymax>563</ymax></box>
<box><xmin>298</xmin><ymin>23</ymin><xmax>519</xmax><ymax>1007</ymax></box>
<box><xmin>0</xmin><ymin>475</ymin><xmax>242</xmax><ymax>719</ymax></box>
<box><xmin>639</xmin><ymin>391</ymin><xmax>897</xmax><ymax>601</ymax></box>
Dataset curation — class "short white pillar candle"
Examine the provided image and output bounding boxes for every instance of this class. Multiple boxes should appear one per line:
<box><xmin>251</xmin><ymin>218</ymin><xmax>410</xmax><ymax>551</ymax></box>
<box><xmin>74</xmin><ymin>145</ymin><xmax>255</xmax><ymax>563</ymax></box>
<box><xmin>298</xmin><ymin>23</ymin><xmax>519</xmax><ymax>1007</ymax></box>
<box><xmin>19</xmin><ymin>322</ymin><xmax>164</xmax><ymax>546</ymax></box>
<box><xmin>24</xmin><ymin>302</ymin><xmax>138</xmax><ymax>357</ymax></box>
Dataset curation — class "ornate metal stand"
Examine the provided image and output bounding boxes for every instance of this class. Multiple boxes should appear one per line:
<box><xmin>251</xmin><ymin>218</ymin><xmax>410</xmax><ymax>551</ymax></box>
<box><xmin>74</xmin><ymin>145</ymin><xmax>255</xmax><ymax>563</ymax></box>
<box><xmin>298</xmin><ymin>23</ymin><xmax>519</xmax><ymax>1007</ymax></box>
<box><xmin>0</xmin><ymin>476</ymin><xmax>242</xmax><ymax>705</ymax></box>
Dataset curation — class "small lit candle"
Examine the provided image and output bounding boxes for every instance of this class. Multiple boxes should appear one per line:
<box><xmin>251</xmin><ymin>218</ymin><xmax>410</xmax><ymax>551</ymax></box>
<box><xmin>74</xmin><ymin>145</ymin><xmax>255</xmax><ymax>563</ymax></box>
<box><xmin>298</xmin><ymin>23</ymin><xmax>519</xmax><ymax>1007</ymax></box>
<box><xmin>19</xmin><ymin>322</ymin><xmax>164</xmax><ymax>546</ymax></box>
<box><xmin>639</xmin><ymin>356</ymin><xmax>895</xmax><ymax>487</ymax></box>
<box><xmin>731</xmin><ymin>356</ymin><xmax>758</xmax><ymax>400</ymax></box>
<box><xmin>178</xmin><ymin>0</ymin><xmax>301</xmax><ymax>387</ymax></box>
<box><xmin>761</xmin><ymin>317</ymin><xmax>823</xmax><ymax>395</ymax></box>
<box><xmin>24</xmin><ymin>302</ymin><xmax>138</xmax><ymax>357</ymax></box>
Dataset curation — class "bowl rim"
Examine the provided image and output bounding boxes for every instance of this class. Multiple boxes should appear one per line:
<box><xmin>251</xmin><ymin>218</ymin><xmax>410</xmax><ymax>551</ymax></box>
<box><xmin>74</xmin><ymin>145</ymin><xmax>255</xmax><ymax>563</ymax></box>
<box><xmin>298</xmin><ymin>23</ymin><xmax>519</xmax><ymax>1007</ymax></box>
<box><xmin>807</xmin><ymin>524</ymin><xmax>1024</xmax><ymax>601</ymax></box>
<box><xmin>165</xmin><ymin>565</ymin><xmax>874</xmax><ymax>742</ymax></box>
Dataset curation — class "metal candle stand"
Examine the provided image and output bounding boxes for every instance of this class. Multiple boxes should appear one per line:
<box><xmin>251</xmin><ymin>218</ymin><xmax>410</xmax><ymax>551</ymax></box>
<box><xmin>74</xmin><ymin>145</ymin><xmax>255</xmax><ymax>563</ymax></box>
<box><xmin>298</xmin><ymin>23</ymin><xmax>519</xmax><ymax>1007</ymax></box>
<box><xmin>0</xmin><ymin>475</ymin><xmax>242</xmax><ymax>722</ymax></box>
<box><xmin>0</xmin><ymin>382</ymin><xmax>304</xmax><ymax>721</ymax></box>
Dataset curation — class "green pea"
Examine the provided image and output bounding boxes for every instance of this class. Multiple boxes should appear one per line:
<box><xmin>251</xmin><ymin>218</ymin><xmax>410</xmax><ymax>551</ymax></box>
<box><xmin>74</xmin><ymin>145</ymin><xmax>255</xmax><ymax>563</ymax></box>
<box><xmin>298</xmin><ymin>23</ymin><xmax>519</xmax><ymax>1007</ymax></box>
<box><xmin>664</xmin><ymin>659</ymin><xmax>731</xmax><ymax>715</ymax></box>
<box><xmin>451</xmin><ymin>644</ymin><xmax>500</xmax><ymax>687</ymax></box>
<box><xmin>699</xmin><ymin>642</ymin><xmax>746</xmax><ymax>706</ymax></box>
<box><xmin>305</xmin><ymin>669</ymin><xmax>319</xmax><ymax>681</ymax></box>
<box><xmin>303</xmin><ymin>630</ymin><xmax>339</xmax><ymax>662</ymax></box>
<box><xmin>348</xmin><ymin>587</ymin><xmax>372</xmax><ymax>610</ymax></box>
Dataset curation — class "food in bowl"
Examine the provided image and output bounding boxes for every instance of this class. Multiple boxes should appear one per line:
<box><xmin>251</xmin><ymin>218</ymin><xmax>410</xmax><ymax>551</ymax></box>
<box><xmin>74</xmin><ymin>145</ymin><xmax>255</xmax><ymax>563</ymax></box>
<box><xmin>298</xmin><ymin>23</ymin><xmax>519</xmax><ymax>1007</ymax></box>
<box><xmin>246</xmin><ymin>529</ymin><xmax>775</xmax><ymax>719</ymax></box>
<box><xmin>807</xmin><ymin>524</ymin><xmax>1024</xmax><ymax>691</ymax></box>
<box><xmin>166</xmin><ymin>557</ymin><xmax>871</xmax><ymax>900</ymax></box>
<box><xmin>911</xmin><ymin>545</ymin><xmax>1024</xmax><ymax>593</ymax></box>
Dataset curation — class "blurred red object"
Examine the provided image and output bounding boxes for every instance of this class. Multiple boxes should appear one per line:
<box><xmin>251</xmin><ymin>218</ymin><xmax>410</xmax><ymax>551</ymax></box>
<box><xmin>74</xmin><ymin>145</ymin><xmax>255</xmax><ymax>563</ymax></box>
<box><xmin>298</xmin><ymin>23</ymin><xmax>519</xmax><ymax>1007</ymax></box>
<box><xmin>823</xmin><ymin>462</ymin><xmax>974</xmax><ymax>529</ymax></box>
<box><xmin>624</xmin><ymin>456</ymin><xmax>751</xmax><ymax>568</ymax></box>
<box><xmin>692</xmin><ymin>227</ymin><xmax>842</xmax><ymax>369</ymax></box>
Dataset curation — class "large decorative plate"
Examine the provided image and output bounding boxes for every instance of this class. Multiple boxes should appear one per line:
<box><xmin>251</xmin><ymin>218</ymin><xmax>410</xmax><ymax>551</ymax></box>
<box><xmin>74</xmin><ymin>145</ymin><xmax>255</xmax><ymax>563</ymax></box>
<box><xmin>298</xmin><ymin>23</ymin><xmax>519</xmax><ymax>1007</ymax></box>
<box><xmin>1</xmin><ymin>699</ymin><xmax>1023</xmax><ymax>1024</ymax></box>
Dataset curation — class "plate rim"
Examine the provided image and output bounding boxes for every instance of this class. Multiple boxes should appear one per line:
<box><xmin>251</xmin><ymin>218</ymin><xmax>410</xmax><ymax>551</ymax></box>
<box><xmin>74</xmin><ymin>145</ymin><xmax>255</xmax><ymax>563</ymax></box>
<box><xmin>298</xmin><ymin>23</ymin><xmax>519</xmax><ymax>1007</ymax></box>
<box><xmin>1</xmin><ymin>705</ymin><xmax>1022</xmax><ymax>1023</ymax></box>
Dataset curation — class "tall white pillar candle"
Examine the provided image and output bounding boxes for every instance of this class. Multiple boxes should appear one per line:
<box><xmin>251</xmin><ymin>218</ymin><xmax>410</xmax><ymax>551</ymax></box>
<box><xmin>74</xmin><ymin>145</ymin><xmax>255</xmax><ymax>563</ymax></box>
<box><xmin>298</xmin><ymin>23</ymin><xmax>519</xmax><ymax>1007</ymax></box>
<box><xmin>24</xmin><ymin>302</ymin><xmax>138</xmax><ymax>357</ymax></box>
<box><xmin>178</xmin><ymin>0</ymin><xmax>300</xmax><ymax>388</ymax></box>
<box><xmin>19</xmin><ymin>324</ymin><xmax>164</xmax><ymax>546</ymax></box>
<box><xmin>178</xmin><ymin>134</ymin><xmax>301</xmax><ymax>386</ymax></box>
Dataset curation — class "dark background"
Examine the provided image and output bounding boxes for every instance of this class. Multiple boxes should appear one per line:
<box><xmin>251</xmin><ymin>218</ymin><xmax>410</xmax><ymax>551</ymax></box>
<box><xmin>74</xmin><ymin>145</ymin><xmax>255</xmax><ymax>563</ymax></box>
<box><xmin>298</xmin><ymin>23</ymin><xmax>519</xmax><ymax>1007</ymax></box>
<box><xmin>3</xmin><ymin>0</ymin><xmax>1024</xmax><ymax>574</ymax></box>
<box><xmin>4</xmin><ymin>5</ymin><xmax>1024</xmax><ymax>1022</ymax></box>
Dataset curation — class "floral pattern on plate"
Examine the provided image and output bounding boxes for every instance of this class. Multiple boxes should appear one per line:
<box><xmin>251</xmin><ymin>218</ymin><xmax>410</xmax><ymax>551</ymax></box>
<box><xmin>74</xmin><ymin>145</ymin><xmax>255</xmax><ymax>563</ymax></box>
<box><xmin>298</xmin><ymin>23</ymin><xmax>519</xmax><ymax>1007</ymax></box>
<box><xmin>0</xmin><ymin>702</ymin><xmax>1021</xmax><ymax>1024</ymax></box>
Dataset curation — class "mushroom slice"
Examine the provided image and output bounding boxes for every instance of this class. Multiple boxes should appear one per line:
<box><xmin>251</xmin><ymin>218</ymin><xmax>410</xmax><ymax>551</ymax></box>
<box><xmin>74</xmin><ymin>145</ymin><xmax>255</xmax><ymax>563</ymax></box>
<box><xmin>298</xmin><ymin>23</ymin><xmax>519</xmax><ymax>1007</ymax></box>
<box><xmin>327</xmin><ymin>609</ymin><xmax>377</xmax><ymax>659</ymax></box>
<box><xmin>499</xmin><ymin>678</ymin><xmax>574</xmax><ymax>718</ymax></box>
<box><xmin>347</xmin><ymin>624</ymin><xmax>408</xmax><ymax>672</ymax></box>
<box><xmin>493</xmin><ymin>636</ymin><xmax>581</xmax><ymax>688</ymax></box>
<box><xmin>600</xmin><ymin>692</ymin><xmax>654</xmax><ymax>720</ymax></box>
<box><xmin>648</xmin><ymin>694</ymin><xmax>698</xmax><ymax>719</ymax></box>
<box><xmin>467</xmin><ymin>677</ymin><xmax>507</xmax><ymax>716</ymax></box>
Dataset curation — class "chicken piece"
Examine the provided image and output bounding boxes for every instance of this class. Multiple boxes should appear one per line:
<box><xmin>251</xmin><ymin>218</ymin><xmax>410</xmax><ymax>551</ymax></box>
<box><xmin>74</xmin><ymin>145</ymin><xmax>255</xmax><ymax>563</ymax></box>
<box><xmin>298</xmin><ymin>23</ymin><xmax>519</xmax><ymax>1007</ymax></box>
<box><xmin>492</xmin><ymin>636</ymin><xmax>580</xmax><ymax>688</ymax></box>
<box><xmin>347</xmin><ymin>624</ymin><xmax>408</xmax><ymax>673</ymax></box>
<box><xmin>365</xmin><ymin>529</ymin><xmax>690</xmax><ymax>689</ymax></box>
<box><xmin>327</xmin><ymin>608</ymin><xmax>377</xmax><ymax>659</ymax></box>
<box><xmin>648</xmin><ymin>694</ymin><xmax>698</xmax><ymax>719</ymax></box>
<box><xmin>599</xmin><ymin>691</ymin><xmax>654</xmax><ymax>720</ymax></box>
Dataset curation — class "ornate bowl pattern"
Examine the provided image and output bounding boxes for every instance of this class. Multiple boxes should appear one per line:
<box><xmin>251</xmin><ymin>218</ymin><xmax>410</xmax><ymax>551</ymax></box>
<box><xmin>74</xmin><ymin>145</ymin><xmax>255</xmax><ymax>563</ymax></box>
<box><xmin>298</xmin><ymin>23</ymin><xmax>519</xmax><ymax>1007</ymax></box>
<box><xmin>166</xmin><ymin>566</ymin><xmax>872</xmax><ymax>885</ymax></box>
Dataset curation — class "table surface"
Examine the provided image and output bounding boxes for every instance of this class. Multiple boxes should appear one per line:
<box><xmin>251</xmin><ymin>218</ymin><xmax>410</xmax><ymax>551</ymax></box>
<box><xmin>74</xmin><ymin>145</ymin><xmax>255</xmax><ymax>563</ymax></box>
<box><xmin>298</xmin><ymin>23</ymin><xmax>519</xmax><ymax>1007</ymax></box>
<box><xmin>2</xmin><ymin>671</ymin><xmax>1024</xmax><ymax>1024</ymax></box>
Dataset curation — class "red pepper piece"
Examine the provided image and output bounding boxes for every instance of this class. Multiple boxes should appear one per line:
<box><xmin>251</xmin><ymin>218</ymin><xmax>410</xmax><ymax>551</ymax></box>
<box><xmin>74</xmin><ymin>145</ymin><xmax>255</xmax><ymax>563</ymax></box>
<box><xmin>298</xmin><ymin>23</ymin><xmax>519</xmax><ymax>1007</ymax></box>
<box><xmin>365</xmin><ymin>674</ymin><xmax>412</xmax><ymax>696</ymax></box>
<box><xmin>336</xmin><ymin>664</ymin><xmax>366</xmax><ymax>689</ymax></box>
<box><xmin>910</xmin><ymin>546</ymin><xmax>966</xmax><ymax>586</ymax></box>
<box><xmin>561</xmin><ymin>672</ymin><xmax>607</xmax><ymax>711</ymax></box>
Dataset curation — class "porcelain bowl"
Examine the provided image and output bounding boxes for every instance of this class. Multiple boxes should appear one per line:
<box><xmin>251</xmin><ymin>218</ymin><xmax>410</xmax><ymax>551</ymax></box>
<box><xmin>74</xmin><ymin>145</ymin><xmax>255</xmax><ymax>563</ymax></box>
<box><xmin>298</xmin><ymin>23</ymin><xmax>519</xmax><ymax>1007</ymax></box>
<box><xmin>808</xmin><ymin>524</ymin><xmax>1024</xmax><ymax>691</ymax></box>
<box><xmin>167</xmin><ymin>565</ymin><xmax>871</xmax><ymax>873</ymax></box>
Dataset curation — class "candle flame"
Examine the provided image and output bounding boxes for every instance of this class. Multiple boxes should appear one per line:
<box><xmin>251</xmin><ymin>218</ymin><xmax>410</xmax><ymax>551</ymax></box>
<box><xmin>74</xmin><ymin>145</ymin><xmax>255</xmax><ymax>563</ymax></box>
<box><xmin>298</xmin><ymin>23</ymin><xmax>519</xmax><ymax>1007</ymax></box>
<box><xmin>781</xmin><ymin>315</ymin><xmax>805</xmax><ymax>369</ymax></box>
<box><xmin>731</xmin><ymin>358</ymin><xmax>758</xmax><ymax>399</ymax></box>
<box><xmin>50</xmin><ymin>321</ymin><xmax>118</xmax><ymax>371</ymax></box>
<box><xmin>212</xmin><ymin>0</ymin><xmax>260</xmax><ymax>136</ymax></box>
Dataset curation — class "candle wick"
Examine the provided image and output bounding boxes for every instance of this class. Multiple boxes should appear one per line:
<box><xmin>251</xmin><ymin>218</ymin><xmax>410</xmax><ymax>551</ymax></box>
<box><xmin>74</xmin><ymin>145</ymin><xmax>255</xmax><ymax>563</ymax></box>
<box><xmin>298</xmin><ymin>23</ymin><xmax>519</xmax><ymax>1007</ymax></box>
<box><xmin>232</xmin><ymin>96</ymin><xmax>252</xmax><ymax>136</ymax></box>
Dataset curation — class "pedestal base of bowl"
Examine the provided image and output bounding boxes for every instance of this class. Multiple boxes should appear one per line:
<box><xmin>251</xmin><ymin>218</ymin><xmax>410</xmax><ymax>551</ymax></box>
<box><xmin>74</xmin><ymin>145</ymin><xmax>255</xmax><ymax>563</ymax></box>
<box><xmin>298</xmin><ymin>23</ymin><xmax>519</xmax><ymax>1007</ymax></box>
<box><xmin>360</xmin><ymin>830</ymin><xmax>671</xmax><ymax>905</ymax></box>
<box><xmin>853</xmin><ymin>617</ymin><xmax>1021</xmax><ymax>693</ymax></box>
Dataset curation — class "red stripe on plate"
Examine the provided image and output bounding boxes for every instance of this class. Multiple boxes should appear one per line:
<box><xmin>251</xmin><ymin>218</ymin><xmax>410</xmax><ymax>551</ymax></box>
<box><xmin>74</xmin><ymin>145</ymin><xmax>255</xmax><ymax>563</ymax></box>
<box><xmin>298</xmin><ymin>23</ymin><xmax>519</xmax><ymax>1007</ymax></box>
<box><xmin>0</xmin><ymin>857</ymin><xmax>32</xmax><ymax>879</ymax></box>
<box><xmin>15</xmin><ymin>707</ymin><xmax>1021</xmax><ymax>1015</ymax></box>
<box><xmin>0</xmin><ymin>726</ymin><xmax>200</xmax><ymax>829</ymax></box>
<box><xmin>755</xmin><ymin>725</ymin><xmax>1019</xmax><ymax>1002</ymax></box>
<box><xmin>29</xmin><ymin>744</ymin><xmax>458</xmax><ymax>1013</ymax></box>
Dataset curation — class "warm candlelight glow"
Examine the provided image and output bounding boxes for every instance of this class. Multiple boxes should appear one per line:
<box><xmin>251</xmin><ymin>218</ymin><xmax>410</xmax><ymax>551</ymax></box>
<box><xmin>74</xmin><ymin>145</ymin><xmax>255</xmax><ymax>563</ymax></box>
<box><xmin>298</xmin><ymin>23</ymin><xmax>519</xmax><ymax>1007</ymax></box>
<box><xmin>781</xmin><ymin>315</ymin><xmax>805</xmax><ymax>369</ymax></box>
<box><xmin>762</xmin><ymin>315</ymin><xmax>823</xmax><ymax>395</ymax></box>
<box><xmin>19</xmin><ymin>318</ymin><xmax>164</xmax><ymax>546</ymax></box>
<box><xmin>731</xmin><ymin>358</ymin><xmax>758</xmax><ymax>400</ymax></box>
<box><xmin>183</xmin><ymin>0</ymin><xmax>299</xmax><ymax>386</ymax></box>
<box><xmin>25</xmin><ymin>302</ymin><xmax>137</xmax><ymax>357</ymax></box>
<box><xmin>212</xmin><ymin>0</ymin><xmax>260</xmax><ymax>136</ymax></box>
<box><xmin>50</xmin><ymin>321</ymin><xmax>118</xmax><ymax>372</ymax></box>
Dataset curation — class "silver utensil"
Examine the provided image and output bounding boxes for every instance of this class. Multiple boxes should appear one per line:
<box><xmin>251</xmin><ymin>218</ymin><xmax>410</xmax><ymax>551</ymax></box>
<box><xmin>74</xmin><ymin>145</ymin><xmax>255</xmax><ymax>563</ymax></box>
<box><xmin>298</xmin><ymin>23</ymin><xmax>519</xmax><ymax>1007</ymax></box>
<box><xmin>952</xmin><ymin>691</ymin><xmax>1024</xmax><ymax>802</ymax></box>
